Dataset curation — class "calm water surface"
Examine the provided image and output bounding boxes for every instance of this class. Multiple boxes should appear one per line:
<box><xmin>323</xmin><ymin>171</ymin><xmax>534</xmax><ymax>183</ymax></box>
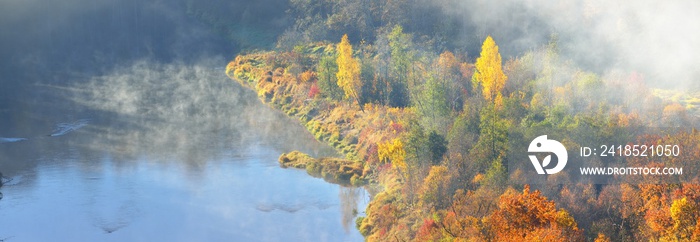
<box><xmin>0</xmin><ymin>63</ymin><xmax>368</xmax><ymax>241</ymax></box>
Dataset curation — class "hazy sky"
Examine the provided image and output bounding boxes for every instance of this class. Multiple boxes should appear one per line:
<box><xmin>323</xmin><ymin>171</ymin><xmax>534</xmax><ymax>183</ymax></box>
<box><xmin>1</xmin><ymin>0</ymin><xmax>697</xmax><ymax>90</ymax></box>
<box><xmin>438</xmin><ymin>0</ymin><xmax>700</xmax><ymax>89</ymax></box>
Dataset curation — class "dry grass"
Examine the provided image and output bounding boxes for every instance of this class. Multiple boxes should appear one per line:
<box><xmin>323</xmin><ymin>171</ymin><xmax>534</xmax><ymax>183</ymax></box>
<box><xmin>229</xmin><ymin>48</ymin><xmax>421</xmax><ymax>240</ymax></box>
<box><xmin>279</xmin><ymin>151</ymin><xmax>365</xmax><ymax>185</ymax></box>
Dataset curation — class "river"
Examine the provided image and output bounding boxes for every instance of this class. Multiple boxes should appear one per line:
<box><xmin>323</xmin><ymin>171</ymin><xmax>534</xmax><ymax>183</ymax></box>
<box><xmin>0</xmin><ymin>60</ymin><xmax>368</xmax><ymax>241</ymax></box>
<box><xmin>1</xmin><ymin>1</ymin><xmax>368</xmax><ymax>241</ymax></box>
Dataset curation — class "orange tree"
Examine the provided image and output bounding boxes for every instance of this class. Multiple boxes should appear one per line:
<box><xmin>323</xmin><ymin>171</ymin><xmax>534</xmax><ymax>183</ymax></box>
<box><xmin>486</xmin><ymin>185</ymin><xmax>583</xmax><ymax>241</ymax></box>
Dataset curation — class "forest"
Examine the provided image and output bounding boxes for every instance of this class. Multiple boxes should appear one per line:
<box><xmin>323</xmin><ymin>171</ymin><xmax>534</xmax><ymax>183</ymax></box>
<box><xmin>222</xmin><ymin>0</ymin><xmax>700</xmax><ymax>241</ymax></box>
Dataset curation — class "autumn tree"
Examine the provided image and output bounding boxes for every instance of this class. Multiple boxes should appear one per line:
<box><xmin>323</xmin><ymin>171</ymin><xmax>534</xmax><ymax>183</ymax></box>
<box><xmin>487</xmin><ymin>185</ymin><xmax>583</xmax><ymax>241</ymax></box>
<box><xmin>336</xmin><ymin>34</ymin><xmax>362</xmax><ymax>108</ymax></box>
<box><xmin>419</xmin><ymin>165</ymin><xmax>451</xmax><ymax>209</ymax></box>
<box><xmin>471</xmin><ymin>36</ymin><xmax>509</xmax><ymax>168</ymax></box>
<box><xmin>434</xmin><ymin>51</ymin><xmax>468</xmax><ymax>113</ymax></box>
<box><xmin>667</xmin><ymin>197</ymin><xmax>699</xmax><ymax>240</ymax></box>
<box><xmin>474</xmin><ymin>35</ymin><xmax>507</xmax><ymax>107</ymax></box>
<box><xmin>662</xmin><ymin>103</ymin><xmax>688</xmax><ymax>126</ymax></box>
<box><xmin>430</xmin><ymin>189</ymin><xmax>490</xmax><ymax>240</ymax></box>
<box><xmin>377</xmin><ymin>138</ymin><xmax>406</xmax><ymax>170</ymax></box>
<box><xmin>379</xmin><ymin>137</ymin><xmax>418</xmax><ymax>203</ymax></box>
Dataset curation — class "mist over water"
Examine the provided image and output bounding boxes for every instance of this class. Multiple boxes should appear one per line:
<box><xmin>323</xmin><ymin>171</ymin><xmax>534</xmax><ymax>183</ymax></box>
<box><xmin>0</xmin><ymin>1</ymin><xmax>366</xmax><ymax>241</ymax></box>
<box><xmin>65</xmin><ymin>58</ymin><xmax>341</xmax><ymax>165</ymax></box>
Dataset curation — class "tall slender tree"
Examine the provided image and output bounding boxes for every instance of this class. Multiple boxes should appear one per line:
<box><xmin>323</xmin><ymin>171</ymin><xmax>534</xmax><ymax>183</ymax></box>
<box><xmin>473</xmin><ymin>36</ymin><xmax>508</xmax><ymax>159</ymax></box>
<box><xmin>474</xmin><ymin>36</ymin><xmax>507</xmax><ymax>107</ymax></box>
<box><xmin>336</xmin><ymin>34</ymin><xmax>363</xmax><ymax>109</ymax></box>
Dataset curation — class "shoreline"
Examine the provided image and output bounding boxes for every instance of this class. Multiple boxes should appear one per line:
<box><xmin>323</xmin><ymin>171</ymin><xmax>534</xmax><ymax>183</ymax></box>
<box><xmin>226</xmin><ymin>47</ymin><xmax>407</xmax><ymax>239</ymax></box>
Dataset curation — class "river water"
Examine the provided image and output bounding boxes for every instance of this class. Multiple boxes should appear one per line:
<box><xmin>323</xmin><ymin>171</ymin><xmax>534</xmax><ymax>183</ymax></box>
<box><xmin>0</xmin><ymin>61</ymin><xmax>368</xmax><ymax>241</ymax></box>
<box><xmin>0</xmin><ymin>2</ymin><xmax>368</xmax><ymax>240</ymax></box>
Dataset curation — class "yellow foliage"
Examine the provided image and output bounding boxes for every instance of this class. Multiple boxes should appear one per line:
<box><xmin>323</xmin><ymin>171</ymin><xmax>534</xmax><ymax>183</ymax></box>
<box><xmin>336</xmin><ymin>34</ymin><xmax>362</xmax><ymax>101</ymax></box>
<box><xmin>378</xmin><ymin>138</ymin><xmax>406</xmax><ymax>170</ymax></box>
<box><xmin>225</xmin><ymin>61</ymin><xmax>236</xmax><ymax>77</ymax></box>
<box><xmin>662</xmin><ymin>103</ymin><xmax>688</xmax><ymax>125</ymax></box>
<box><xmin>299</xmin><ymin>70</ymin><xmax>316</xmax><ymax>83</ymax></box>
<box><xmin>617</xmin><ymin>112</ymin><xmax>639</xmax><ymax>127</ymax></box>
<box><xmin>474</xmin><ymin>36</ymin><xmax>508</xmax><ymax>107</ymax></box>
<box><xmin>472</xmin><ymin>173</ymin><xmax>484</xmax><ymax>184</ymax></box>
<box><xmin>594</xmin><ymin>233</ymin><xmax>611</xmax><ymax>242</ymax></box>
<box><xmin>663</xmin><ymin>103</ymin><xmax>687</xmax><ymax>117</ymax></box>
<box><xmin>668</xmin><ymin>197</ymin><xmax>696</xmax><ymax>240</ymax></box>
<box><xmin>556</xmin><ymin>209</ymin><xmax>578</xmax><ymax>228</ymax></box>
<box><xmin>363</xmin><ymin>102</ymin><xmax>374</xmax><ymax>111</ymax></box>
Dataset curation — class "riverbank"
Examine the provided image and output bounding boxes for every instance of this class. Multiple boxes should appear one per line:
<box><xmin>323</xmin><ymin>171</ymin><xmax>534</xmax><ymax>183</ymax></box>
<box><xmin>279</xmin><ymin>151</ymin><xmax>363</xmax><ymax>185</ymax></box>
<box><xmin>225</xmin><ymin>46</ymin><xmax>410</xmax><ymax>171</ymax></box>
<box><xmin>226</xmin><ymin>45</ymin><xmax>409</xmax><ymax>239</ymax></box>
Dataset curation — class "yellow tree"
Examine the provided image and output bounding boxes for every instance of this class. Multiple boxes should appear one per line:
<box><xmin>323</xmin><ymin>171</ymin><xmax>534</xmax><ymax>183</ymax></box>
<box><xmin>378</xmin><ymin>138</ymin><xmax>406</xmax><ymax>170</ymax></box>
<box><xmin>336</xmin><ymin>34</ymin><xmax>362</xmax><ymax>108</ymax></box>
<box><xmin>473</xmin><ymin>36</ymin><xmax>508</xmax><ymax>160</ymax></box>
<box><xmin>474</xmin><ymin>36</ymin><xmax>507</xmax><ymax>106</ymax></box>
<box><xmin>667</xmin><ymin>197</ymin><xmax>697</xmax><ymax>240</ymax></box>
<box><xmin>378</xmin><ymin>138</ymin><xmax>413</xmax><ymax>201</ymax></box>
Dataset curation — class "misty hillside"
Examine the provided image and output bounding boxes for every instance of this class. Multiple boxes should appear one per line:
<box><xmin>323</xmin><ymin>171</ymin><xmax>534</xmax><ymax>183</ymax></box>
<box><xmin>2</xmin><ymin>0</ymin><xmax>700</xmax><ymax>241</ymax></box>
<box><xmin>222</xmin><ymin>1</ymin><xmax>700</xmax><ymax>241</ymax></box>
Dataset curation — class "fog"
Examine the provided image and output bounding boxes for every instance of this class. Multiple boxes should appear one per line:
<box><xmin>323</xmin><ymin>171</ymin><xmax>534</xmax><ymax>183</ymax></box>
<box><xmin>437</xmin><ymin>0</ymin><xmax>700</xmax><ymax>89</ymax></box>
<box><xmin>66</xmin><ymin>59</ymin><xmax>338</xmax><ymax>165</ymax></box>
<box><xmin>0</xmin><ymin>0</ymin><xmax>342</xmax><ymax>184</ymax></box>
<box><xmin>0</xmin><ymin>1</ymin><xmax>366</xmax><ymax>240</ymax></box>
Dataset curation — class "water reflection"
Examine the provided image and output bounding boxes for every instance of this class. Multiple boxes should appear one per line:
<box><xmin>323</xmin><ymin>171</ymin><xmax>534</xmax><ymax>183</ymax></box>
<box><xmin>340</xmin><ymin>187</ymin><xmax>364</xmax><ymax>232</ymax></box>
<box><xmin>0</xmin><ymin>60</ymin><xmax>367</xmax><ymax>241</ymax></box>
<box><xmin>66</xmin><ymin>59</ymin><xmax>340</xmax><ymax>163</ymax></box>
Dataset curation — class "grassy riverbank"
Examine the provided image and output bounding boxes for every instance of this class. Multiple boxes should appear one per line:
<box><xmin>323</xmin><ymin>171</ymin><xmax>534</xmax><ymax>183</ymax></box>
<box><xmin>225</xmin><ymin>44</ymin><xmax>410</xmax><ymax>184</ymax></box>
<box><xmin>226</xmin><ymin>45</ymin><xmax>414</xmax><ymax>239</ymax></box>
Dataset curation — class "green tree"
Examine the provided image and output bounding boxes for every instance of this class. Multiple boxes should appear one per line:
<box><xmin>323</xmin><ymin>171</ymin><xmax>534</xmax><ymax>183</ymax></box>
<box><xmin>404</xmin><ymin>119</ymin><xmax>429</xmax><ymax>169</ymax></box>
<box><xmin>427</xmin><ymin>130</ymin><xmax>448</xmax><ymax>165</ymax></box>
<box><xmin>469</xmin><ymin>104</ymin><xmax>510</xmax><ymax>172</ymax></box>
<box><xmin>417</xmin><ymin>73</ymin><xmax>451</xmax><ymax>132</ymax></box>
<box><xmin>387</xmin><ymin>25</ymin><xmax>412</xmax><ymax>107</ymax></box>
<box><xmin>359</xmin><ymin>56</ymin><xmax>381</xmax><ymax>105</ymax></box>
<box><xmin>317</xmin><ymin>54</ymin><xmax>343</xmax><ymax>100</ymax></box>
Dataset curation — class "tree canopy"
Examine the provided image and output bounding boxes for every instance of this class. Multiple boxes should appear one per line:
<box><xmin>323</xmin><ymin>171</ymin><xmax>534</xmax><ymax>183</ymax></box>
<box><xmin>474</xmin><ymin>36</ymin><xmax>507</xmax><ymax>107</ymax></box>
